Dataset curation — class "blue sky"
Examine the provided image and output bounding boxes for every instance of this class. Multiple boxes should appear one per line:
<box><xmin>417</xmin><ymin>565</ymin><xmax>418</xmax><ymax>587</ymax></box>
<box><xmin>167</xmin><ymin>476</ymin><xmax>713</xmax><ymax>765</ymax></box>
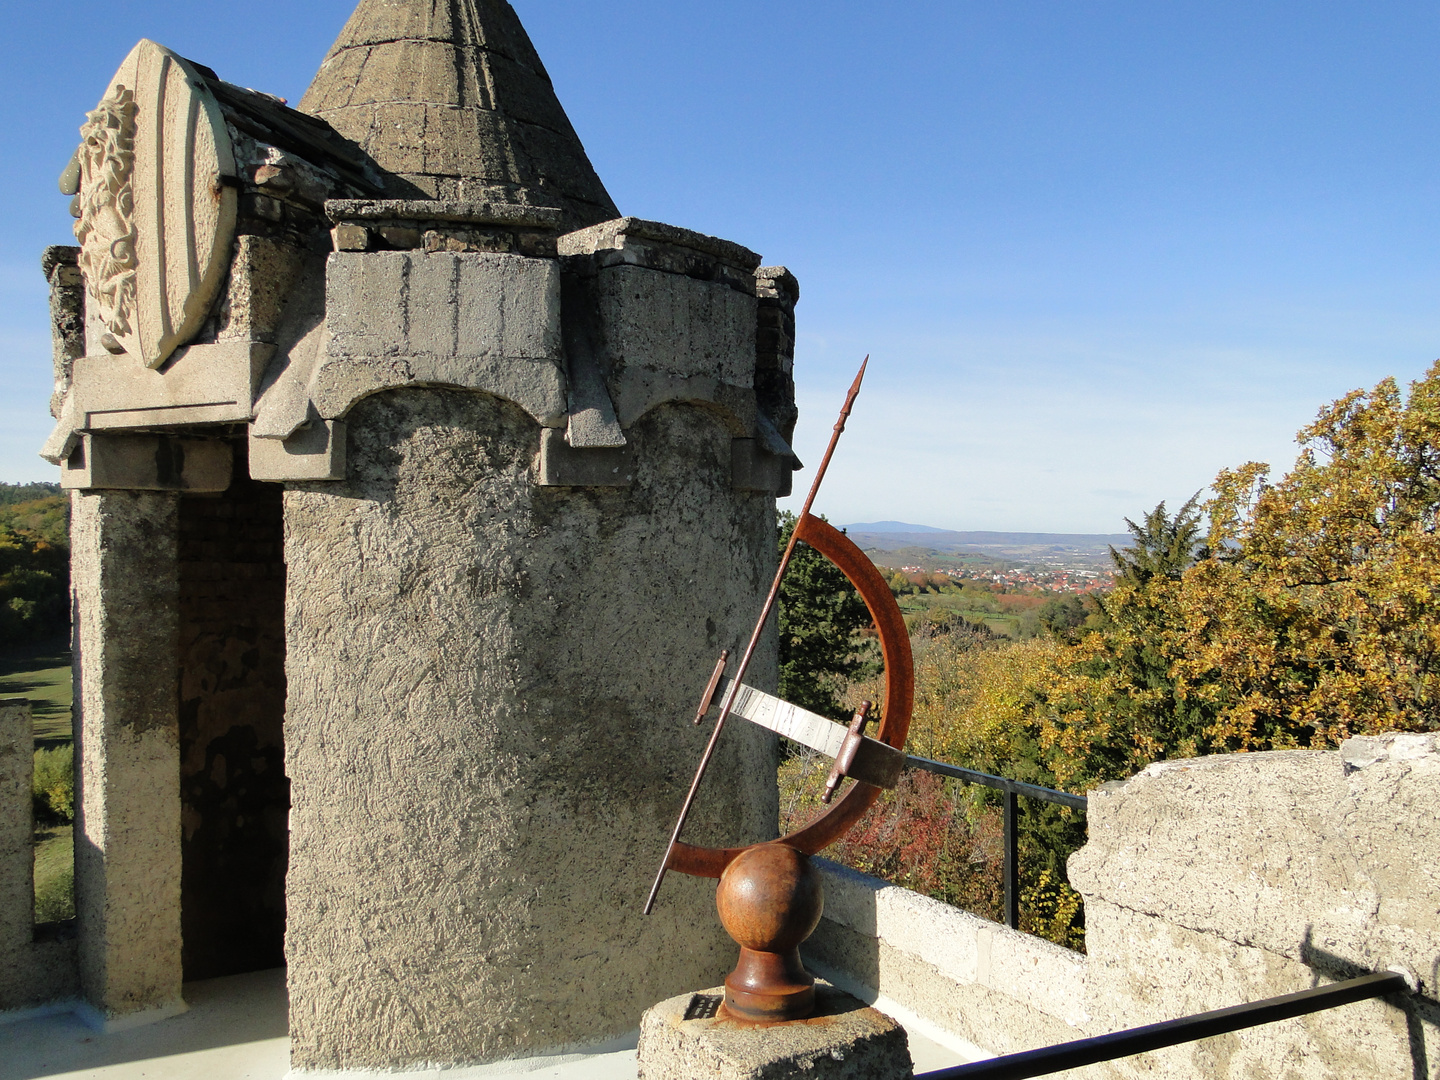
<box><xmin>4</xmin><ymin>2</ymin><xmax>1438</xmax><ymax>532</ymax></box>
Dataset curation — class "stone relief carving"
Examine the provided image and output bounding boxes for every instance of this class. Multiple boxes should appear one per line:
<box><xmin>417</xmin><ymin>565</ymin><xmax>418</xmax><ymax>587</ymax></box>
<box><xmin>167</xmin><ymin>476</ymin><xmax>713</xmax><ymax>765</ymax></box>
<box><xmin>69</xmin><ymin>40</ymin><xmax>238</xmax><ymax>370</ymax></box>
<box><xmin>73</xmin><ymin>84</ymin><xmax>140</xmax><ymax>353</ymax></box>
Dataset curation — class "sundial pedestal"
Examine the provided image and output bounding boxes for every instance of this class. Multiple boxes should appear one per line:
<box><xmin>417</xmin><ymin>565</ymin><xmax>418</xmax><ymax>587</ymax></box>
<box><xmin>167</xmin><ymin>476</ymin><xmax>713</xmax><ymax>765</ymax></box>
<box><xmin>636</xmin><ymin>982</ymin><xmax>913</xmax><ymax>1080</ymax></box>
<box><xmin>716</xmin><ymin>844</ymin><xmax>824</xmax><ymax>1023</ymax></box>
<box><xmin>634</xmin><ymin>845</ymin><xmax>912</xmax><ymax>1078</ymax></box>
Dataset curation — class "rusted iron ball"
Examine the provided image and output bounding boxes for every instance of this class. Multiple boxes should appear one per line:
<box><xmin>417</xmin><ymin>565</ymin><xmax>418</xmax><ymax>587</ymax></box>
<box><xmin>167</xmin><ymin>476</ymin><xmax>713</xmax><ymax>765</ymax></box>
<box><xmin>716</xmin><ymin>843</ymin><xmax>824</xmax><ymax>953</ymax></box>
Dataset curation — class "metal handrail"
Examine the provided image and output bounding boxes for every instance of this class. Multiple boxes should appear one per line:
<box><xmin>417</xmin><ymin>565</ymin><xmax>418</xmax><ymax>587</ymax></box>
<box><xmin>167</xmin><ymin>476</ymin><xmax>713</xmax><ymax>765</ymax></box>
<box><xmin>904</xmin><ymin>755</ymin><xmax>1085</xmax><ymax>929</ymax></box>
<box><xmin>906</xmin><ymin>756</ymin><xmax>1088</xmax><ymax>810</ymax></box>
<box><xmin>916</xmin><ymin>971</ymin><xmax>1409</xmax><ymax>1079</ymax></box>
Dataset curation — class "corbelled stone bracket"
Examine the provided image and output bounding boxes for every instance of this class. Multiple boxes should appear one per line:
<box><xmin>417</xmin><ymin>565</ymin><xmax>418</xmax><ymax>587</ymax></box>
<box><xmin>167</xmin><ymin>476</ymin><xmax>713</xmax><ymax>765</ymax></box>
<box><xmin>536</xmin><ymin>428</ymin><xmax>634</xmax><ymax>487</ymax></box>
<box><xmin>732</xmin><ymin>439</ymin><xmax>792</xmax><ymax>496</ymax></box>
<box><xmin>62</xmin><ymin>434</ymin><xmax>233</xmax><ymax>493</ymax></box>
<box><xmin>250</xmin><ymin>420</ymin><xmax>347</xmax><ymax>482</ymax></box>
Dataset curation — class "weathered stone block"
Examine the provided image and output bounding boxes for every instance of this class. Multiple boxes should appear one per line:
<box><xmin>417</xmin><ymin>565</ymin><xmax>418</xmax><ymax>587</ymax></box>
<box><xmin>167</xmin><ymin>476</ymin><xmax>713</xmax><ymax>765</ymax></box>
<box><xmin>637</xmin><ymin>984</ymin><xmax>912</xmax><ymax>1080</ymax></box>
<box><xmin>1068</xmin><ymin>742</ymin><xmax>1440</xmax><ymax>992</ymax></box>
<box><xmin>596</xmin><ymin>264</ymin><xmax>755</xmax><ymax>385</ymax></box>
<box><xmin>1068</xmin><ymin>741</ymin><xmax>1440</xmax><ymax>1079</ymax></box>
<box><xmin>314</xmin><ymin>250</ymin><xmax>568</xmax><ymax>426</ymax></box>
<box><xmin>560</xmin><ymin>217</ymin><xmax>763</xmax><ymax>291</ymax></box>
<box><xmin>63</xmin><ymin>435</ymin><xmax>233</xmax><ymax>493</ymax></box>
<box><xmin>217</xmin><ymin>235</ymin><xmax>307</xmax><ymax>345</ymax></box>
<box><xmin>326</xmin><ymin>251</ymin><xmax>408</xmax><ymax>353</ymax></box>
<box><xmin>325</xmin><ymin>250</ymin><xmax>563</xmax><ymax>361</ymax></box>
<box><xmin>51</xmin><ymin>342</ymin><xmax>274</xmax><ymax>448</ymax></box>
<box><xmin>1080</xmin><ymin>899</ymin><xmax>1434</xmax><ymax>1080</ymax></box>
<box><xmin>332</xmin><ymin>223</ymin><xmax>370</xmax><ymax>251</ymax></box>
<box><xmin>249</xmin><ymin>421</ymin><xmax>346</xmax><ymax>482</ymax></box>
<box><xmin>731</xmin><ymin>438</ymin><xmax>791</xmax><ymax>495</ymax></box>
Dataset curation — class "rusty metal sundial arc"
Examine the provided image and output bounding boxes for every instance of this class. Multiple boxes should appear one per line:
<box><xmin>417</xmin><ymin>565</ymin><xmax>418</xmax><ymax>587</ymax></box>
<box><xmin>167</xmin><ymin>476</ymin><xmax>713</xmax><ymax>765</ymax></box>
<box><xmin>644</xmin><ymin>357</ymin><xmax>916</xmax><ymax>915</ymax></box>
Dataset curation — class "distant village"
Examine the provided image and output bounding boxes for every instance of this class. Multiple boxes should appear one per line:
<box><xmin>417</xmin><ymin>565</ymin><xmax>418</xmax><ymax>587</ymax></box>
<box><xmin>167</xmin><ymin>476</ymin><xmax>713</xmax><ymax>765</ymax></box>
<box><xmin>891</xmin><ymin>563</ymin><xmax>1115</xmax><ymax>595</ymax></box>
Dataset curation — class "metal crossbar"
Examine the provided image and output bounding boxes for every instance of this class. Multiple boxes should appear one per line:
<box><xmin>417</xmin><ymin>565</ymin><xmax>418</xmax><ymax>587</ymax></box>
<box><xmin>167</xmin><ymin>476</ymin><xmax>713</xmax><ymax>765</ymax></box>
<box><xmin>904</xmin><ymin>755</ymin><xmax>1085</xmax><ymax>929</ymax></box>
<box><xmin>916</xmin><ymin>971</ymin><xmax>1409</xmax><ymax>1079</ymax></box>
<box><xmin>906</xmin><ymin>756</ymin><xmax>1089</xmax><ymax>811</ymax></box>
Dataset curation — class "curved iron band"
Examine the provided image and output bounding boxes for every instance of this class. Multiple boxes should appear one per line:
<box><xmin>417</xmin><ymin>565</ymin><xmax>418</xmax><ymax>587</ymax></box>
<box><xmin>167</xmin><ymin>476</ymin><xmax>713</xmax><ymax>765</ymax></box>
<box><xmin>667</xmin><ymin>513</ymin><xmax>916</xmax><ymax>878</ymax></box>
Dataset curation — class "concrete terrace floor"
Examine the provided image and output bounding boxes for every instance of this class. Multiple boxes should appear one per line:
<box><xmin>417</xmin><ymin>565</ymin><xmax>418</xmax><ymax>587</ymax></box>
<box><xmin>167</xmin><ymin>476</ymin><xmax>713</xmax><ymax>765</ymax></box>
<box><xmin>0</xmin><ymin>970</ymin><xmax>971</xmax><ymax>1079</ymax></box>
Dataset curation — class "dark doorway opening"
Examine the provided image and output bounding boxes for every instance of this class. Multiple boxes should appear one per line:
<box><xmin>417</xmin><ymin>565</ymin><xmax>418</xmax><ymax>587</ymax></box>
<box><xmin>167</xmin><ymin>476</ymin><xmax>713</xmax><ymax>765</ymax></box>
<box><xmin>177</xmin><ymin>447</ymin><xmax>288</xmax><ymax>980</ymax></box>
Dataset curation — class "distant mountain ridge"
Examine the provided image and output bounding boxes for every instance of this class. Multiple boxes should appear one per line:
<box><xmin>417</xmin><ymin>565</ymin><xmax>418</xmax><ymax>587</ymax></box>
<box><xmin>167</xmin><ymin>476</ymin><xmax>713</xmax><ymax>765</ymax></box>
<box><xmin>843</xmin><ymin>522</ymin><xmax>1133</xmax><ymax>568</ymax></box>
<box><xmin>845</xmin><ymin>523</ymin><xmax>1131</xmax><ymax>547</ymax></box>
<box><xmin>846</xmin><ymin>521</ymin><xmax>953</xmax><ymax>534</ymax></box>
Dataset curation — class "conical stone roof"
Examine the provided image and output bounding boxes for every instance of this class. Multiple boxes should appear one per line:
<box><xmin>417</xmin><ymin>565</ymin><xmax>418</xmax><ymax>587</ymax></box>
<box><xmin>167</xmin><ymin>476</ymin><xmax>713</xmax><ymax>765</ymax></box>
<box><xmin>300</xmin><ymin>0</ymin><xmax>619</xmax><ymax>231</ymax></box>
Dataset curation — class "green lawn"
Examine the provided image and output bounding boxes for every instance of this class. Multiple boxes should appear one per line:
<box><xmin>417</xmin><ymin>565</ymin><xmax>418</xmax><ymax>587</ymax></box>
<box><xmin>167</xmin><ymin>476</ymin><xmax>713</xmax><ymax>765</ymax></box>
<box><xmin>34</xmin><ymin>824</ymin><xmax>74</xmax><ymax>924</ymax></box>
<box><xmin>897</xmin><ymin>596</ymin><xmax>1023</xmax><ymax>638</ymax></box>
<box><xmin>0</xmin><ymin>637</ymin><xmax>72</xmax><ymax>745</ymax></box>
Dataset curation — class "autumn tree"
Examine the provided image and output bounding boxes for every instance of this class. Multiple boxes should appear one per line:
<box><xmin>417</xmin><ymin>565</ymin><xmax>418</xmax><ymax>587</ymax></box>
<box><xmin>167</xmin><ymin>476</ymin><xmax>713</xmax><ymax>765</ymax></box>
<box><xmin>1174</xmin><ymin>364</ymin><xmax>1440</xmax><ymax>746</ymax></box>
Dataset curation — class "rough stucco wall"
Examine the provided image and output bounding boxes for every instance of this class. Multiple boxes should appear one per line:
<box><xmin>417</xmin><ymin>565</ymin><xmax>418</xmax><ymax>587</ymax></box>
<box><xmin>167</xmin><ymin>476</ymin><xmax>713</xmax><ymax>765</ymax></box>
<box><xmin>284</xmin><ymin>388</ymin><xmax>779</xmax><ymax>1070</ymax></box>
<box><xmin>70</xmin><ymin>491</ymin><xmax>184</xmax><ymax>1020</ymax></box>
<box><xmin>178</xmin><ymin>464</ymin><xmax>288</xmax><ymax>981</ymax></box>
<box><xmin>1069</xmin><ymin>738</ymin><xmax>1440</xmax><ymax>1079</ymax></box>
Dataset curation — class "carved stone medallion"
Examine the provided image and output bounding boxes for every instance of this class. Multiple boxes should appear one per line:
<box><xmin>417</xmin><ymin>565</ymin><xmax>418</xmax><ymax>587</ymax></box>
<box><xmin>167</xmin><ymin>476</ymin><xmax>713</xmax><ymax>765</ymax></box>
<box><xmin>74</xmin><ymin>40</ymin><xmax>237</xmax><ymax>369</ymax></box>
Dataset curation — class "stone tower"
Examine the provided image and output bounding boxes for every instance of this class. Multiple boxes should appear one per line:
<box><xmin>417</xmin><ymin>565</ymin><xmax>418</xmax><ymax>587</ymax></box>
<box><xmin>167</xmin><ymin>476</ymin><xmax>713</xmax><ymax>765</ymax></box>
<box><xmin>34</xmin><ymin>0</ymin><xmax>801</xmax><ymax>1069</ymax></box>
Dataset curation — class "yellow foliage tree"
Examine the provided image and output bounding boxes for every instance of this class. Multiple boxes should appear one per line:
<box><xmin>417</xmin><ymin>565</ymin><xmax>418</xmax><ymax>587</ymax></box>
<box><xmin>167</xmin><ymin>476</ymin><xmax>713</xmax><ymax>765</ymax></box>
<box><xmin>1174</xmin><ymin>364</ymin><xmax>1440</xmax><ymax>746</ymax></box>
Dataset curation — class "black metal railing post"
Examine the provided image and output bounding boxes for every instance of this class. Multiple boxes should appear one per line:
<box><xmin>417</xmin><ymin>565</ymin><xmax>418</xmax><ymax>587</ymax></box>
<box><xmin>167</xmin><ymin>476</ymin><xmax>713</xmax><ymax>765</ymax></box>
<box><xmin>1003</xmin><ymin>790</ymin><xmax>1019</xmax><ymax>930</ymax></box>
<box><xmin>903</xmin><ymin>754</ymin><xmax>1085</xmax><ymax>933</ymax></box>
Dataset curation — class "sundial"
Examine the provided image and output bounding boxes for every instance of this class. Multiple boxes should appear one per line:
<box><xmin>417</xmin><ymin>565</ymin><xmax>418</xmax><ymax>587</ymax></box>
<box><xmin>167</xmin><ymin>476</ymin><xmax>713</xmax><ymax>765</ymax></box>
<box><xmin>645</xmin><ymin>359</ymin><xmax>915</xmax><ymax>1023</ymax></box>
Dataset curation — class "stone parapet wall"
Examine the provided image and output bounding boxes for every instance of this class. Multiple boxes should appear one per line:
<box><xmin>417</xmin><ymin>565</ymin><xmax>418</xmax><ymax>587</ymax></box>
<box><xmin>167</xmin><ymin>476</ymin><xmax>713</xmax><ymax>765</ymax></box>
<box><xmin>812</xmin><ymin>738</ymin><xmax>1438</xmax><ymax>1078</ymax></box>
<box><xmin>1069</xmin><ymin>735</ymin><xmax>1439</xmax><ymax>1078</ymax></box>
<box><xmin>0</xmin><ymin>701</ymin><xmax>79</xmax><ymax>1013</ymax></box>
<box><xmin>804</xmin><ymin>857</ymin><xmax>1089</xmax><ymax>1075</ymax></box>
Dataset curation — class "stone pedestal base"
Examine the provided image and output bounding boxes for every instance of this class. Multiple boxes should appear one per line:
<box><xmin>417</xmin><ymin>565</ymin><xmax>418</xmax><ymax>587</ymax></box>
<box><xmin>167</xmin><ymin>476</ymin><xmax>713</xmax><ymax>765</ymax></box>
<box><xmin>637</xmin><ymin>983</ymin><xmax>912</xmax><ymax>1080</ymax></box>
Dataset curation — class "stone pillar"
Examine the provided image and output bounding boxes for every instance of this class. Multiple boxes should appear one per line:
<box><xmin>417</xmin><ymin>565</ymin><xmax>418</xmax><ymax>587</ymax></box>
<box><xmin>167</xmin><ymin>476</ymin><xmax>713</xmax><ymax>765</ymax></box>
<box><xmin>284</xmin><ymin>388</ymin><xmax>781</xmax><ymax>1070</ymax></box>
<box><xmin>71</xmin><ymin>491</ymin><xmax>185</xmax><ymax>1027</ymax></box>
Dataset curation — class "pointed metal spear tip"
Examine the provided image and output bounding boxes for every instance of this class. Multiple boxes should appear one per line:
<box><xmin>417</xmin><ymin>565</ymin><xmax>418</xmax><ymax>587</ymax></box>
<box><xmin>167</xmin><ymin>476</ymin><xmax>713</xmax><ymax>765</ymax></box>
<box><xmin>840</xmin><ymin>356</ymin><xmax>870</xmax><ymax>416</ymax></box>
<box><xmin>852</xmin><ymin>356</ymin><xmax>869</xmax><ymax>391</ymax></box>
